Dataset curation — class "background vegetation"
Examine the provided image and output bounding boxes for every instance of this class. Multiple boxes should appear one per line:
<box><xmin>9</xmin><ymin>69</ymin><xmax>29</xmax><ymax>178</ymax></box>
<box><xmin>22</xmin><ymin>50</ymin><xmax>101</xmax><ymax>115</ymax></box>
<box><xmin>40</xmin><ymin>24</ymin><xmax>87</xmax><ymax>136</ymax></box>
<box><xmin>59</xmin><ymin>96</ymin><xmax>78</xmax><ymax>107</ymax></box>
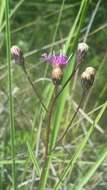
<box><xmin>0</xmin><ymin>0</ymin><xmax>107</xmax><ymax>189</ymax></box>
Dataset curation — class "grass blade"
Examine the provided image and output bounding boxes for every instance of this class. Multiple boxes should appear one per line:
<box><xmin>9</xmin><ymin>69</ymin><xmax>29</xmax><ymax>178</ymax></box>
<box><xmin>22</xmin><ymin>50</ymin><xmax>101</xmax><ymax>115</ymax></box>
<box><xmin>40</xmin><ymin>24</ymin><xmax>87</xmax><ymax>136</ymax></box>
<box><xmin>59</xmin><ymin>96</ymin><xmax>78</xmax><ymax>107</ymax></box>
<box><xmin>73</xmin><ymin>144</ymin><xmax>107</xmax><ymax>190</ymax></box>
<box><xmin>27</xmin><ymin>142</ymin><xmax>41</xmax><ymax>177</ymax></box>
<box><xmin>0</xmin><ymin>0</ymin><xmax>5</xmax><ymax>27</ymax></box>
<box><xmin>1</xmin><ymin>0</ymin><xmax>25</xmax><ymax>32</ymax></box>
<box><xmin>5</xmin><ymin>0</ymin><xmax>16</xmax><ymax>189</ymax></box>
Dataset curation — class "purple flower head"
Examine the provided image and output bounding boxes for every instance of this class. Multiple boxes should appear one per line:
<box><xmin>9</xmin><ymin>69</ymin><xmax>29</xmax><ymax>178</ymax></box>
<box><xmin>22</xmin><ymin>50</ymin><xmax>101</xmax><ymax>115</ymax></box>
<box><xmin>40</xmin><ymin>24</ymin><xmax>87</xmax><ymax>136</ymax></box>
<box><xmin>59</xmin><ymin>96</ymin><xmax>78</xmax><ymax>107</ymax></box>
<box><xmin>41</xmin><ymin>53</ymin><xmax>68</xmax><ymax>68</ymax></box>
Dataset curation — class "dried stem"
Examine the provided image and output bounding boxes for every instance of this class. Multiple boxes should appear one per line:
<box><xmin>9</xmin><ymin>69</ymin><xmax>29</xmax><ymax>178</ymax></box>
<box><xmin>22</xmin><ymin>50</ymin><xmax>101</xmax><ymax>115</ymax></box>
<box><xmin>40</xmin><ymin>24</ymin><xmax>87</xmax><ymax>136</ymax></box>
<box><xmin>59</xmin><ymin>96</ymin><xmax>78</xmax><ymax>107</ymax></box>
<box><xmin>45</xmin><ymin>85</ymin><xmax>57</xmax><ymax>156</ymax></box>
<box><xmin>22</xmin><ymin>66</ymin><xmax>48</xmax><ymax>112</ymax></box>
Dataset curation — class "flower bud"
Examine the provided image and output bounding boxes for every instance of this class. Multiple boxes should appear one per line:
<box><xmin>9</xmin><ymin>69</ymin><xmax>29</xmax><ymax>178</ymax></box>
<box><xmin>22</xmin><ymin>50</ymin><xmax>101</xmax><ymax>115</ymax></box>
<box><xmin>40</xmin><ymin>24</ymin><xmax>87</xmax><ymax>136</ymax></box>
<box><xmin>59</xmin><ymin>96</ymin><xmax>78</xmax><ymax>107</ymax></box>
<box><xmin>11</xmin><ymin>45</ymin><xmax>24</xmax><ymax>67</ymax></box>
<box><xmin>81</xmin><ymin>67</ymin><xmax>96</xmax><ymax>90</ymax></box>
<box><xmin>78</xmin><ymin>43</ymin><xmax>89</xmax><ymax>53</ymax></box>
<box><xmin>51</xmin><ymin>67</ymin><xmax>63</xmax><ymax>85</ymax></box>
<box><xmin>77</xmin><ymin>42</ymin><xmax>89</xmax><ymax>65</ymax></box>
<box><xmin>85</xmin><ymin>67</ymin><xmax>96</xmax><ymax>76</ymax></box>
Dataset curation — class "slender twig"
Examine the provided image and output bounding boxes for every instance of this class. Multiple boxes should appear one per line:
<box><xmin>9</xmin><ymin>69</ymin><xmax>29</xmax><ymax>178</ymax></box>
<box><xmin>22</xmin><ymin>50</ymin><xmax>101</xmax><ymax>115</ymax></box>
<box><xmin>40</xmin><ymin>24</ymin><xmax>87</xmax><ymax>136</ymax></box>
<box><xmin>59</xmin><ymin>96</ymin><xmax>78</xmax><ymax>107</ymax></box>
<box><xmin>56</xmin><ymin>90</ymin><xmax>86</xmax><ymax>145</ymax></box>
<box><xmin>45</xmin><ymin>86</ymin><xmax>57</xmax><ymax>155</ymax></box>
<box><xmin>22</xmin><ymin>66</ymin><xmax>48</xmax><ymax>112</ymax></box>
<box><xmin>45</xmin><ymin>94</ymin><xmax>54</xmax><ymax>155</ymax></box>
<box><xmin>5</xmin><ymin>0</ymin><xmax>16</xmax><ymax>189</ymax></box>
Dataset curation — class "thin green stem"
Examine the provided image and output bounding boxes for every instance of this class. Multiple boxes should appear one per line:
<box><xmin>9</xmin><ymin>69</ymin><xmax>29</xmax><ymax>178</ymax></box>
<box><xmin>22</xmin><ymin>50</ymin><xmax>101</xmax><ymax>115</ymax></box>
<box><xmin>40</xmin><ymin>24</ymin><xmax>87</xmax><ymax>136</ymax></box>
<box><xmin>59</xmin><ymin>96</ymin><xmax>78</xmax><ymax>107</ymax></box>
<box><xmin>1</xmin><ymin>0</ymin><xmax>25</xmax><ymax>32</ymax></box>
<box><xmin>84</xmin><ymin>0</ymin><xmax>101</xmax><ymax>42</ymax></box>
<box><xmin>5</xmin><ymin>0</ymin><xmax>16</xmax><ymax>189</ymax></box>
<box><xmin>47</xmin><ymin>86</ymin><xmax>58</xmax><ymax>153</ymax></box>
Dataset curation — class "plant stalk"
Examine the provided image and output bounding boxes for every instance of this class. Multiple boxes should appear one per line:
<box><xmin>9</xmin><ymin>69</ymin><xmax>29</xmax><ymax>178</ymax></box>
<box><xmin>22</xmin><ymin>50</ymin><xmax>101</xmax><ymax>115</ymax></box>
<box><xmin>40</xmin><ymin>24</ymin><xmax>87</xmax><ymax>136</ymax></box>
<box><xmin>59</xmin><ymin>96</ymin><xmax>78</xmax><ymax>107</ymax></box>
<box><xmin>5</xmin><ymin>0</ymin><xmax>16</xmax><ymax>189</ymax></box>
<box><xmin>39</xmin><ymin>86</ymin><xmax>57</xmax><ymax>190</ymax></box>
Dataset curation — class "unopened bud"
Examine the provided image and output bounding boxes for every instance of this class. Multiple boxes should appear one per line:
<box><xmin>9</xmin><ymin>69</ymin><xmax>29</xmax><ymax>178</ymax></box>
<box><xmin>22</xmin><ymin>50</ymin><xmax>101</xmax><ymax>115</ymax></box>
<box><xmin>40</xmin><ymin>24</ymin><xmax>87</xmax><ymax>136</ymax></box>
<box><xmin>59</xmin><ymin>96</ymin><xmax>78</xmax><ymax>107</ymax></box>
<box><xmin>11</xmin><ymin>45</ymin><xmax>24</xmax><ymax>67</ymax></box>
<box><xmin>77</xmin><ymin>42</ymin><xmax>89</xmax><ymax>65</ymax></box>
<box><xmin>52</xmin><ymin>67</ymin><xmax>63</xmax><ymax>85</ymax></box>
<box><xmin>81</xmin><ymin>67</ymin><xmax>96</xmax><ymax>90</ymax></box>
<box><xmin>78</xmin><ymin>43</ymin><xmax>89</xmax><ymax>53</ymax></box>
<box><xmin>85</xmin><ymin>67</ymin><xmax>96</xmax><ymax>76</ymax></box>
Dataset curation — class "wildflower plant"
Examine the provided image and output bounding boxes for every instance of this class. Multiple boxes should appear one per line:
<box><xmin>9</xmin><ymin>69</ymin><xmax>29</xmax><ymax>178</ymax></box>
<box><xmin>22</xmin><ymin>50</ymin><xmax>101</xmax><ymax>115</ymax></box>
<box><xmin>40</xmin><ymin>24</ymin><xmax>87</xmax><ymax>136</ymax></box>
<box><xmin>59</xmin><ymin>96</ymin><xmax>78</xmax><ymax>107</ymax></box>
<box><xmin>4</xmin><ymin>0</ymin><xmax>107</xmax><ymax>190</ymax></box>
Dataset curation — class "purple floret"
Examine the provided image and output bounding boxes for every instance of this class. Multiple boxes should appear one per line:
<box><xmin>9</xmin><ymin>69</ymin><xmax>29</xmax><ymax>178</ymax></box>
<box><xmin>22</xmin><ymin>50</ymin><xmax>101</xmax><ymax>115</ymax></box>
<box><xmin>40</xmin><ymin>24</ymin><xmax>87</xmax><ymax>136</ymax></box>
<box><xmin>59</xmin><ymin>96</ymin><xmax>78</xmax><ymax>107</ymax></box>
<box><xmin>41</xmin><ymin>53</ymin><xmax>51</xmax><ymax>62</ymax></box>
<box><xmin>41</xmin><ymin>53</ymin><xmax>68</xmax><ymax>67</ymax></box>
